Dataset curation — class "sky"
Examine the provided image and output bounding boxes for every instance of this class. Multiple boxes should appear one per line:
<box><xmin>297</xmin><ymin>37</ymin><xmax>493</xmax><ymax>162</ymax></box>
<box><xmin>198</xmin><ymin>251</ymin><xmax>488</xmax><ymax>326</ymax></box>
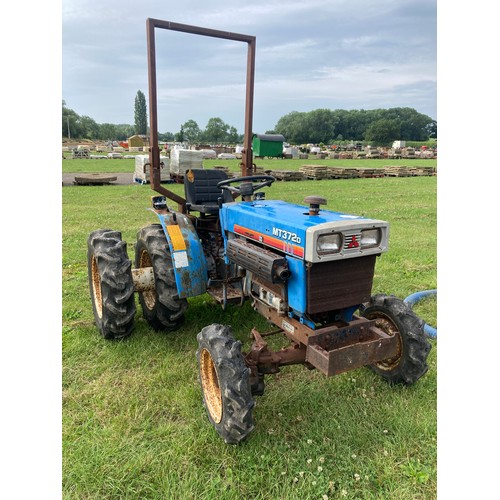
<box><xmin>62</xmin><ymin>0</ymin><xmax>437</xmax><ymax>136</ymax></box>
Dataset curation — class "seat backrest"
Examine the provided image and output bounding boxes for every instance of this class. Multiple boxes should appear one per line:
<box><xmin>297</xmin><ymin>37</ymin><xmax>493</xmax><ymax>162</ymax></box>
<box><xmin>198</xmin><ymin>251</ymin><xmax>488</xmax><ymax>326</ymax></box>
<box><xmin>184</xmin><ymin>169</ymin><xmax>230</xmax><ymax>206</ymax></box>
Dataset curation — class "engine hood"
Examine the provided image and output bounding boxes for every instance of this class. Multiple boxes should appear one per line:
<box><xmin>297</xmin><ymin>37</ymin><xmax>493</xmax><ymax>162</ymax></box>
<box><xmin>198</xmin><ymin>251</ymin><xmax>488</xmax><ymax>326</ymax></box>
<box><xmin>220</xmin><ymin>200</ymin><xmax>389</xmax><ymax>262</ymax></box>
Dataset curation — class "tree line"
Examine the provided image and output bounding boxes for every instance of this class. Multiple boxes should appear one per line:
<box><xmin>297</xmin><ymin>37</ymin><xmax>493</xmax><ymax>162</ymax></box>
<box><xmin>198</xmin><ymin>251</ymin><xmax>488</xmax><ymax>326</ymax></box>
<box><xmin>63</xmin><ymin>93</ymin><xmax>436</xmax><ymax>146</ymax></box>
<box><xmin>62</xmin><ymin>99</ymin><xmax>243</xmax><ymax>144</ymax></box>
<box><xmin>270</xmin><ymin>107</ymin><xmax>436</xmax><ymax>146</ymax></box>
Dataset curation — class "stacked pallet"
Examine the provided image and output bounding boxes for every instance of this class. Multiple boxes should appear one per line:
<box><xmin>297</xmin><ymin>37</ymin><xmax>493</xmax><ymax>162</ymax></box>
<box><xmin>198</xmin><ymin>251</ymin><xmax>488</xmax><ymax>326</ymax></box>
<box><xmin>416</xmin><ymin>150</ymin><xmax>436</xmax><ymax>159</ymax></box>
<box><xmin>408</xmin><ymin>166</ymin><xmax>436</xmax><ymax>176</ymax></box>
<box><xmin>213</xmin><ymin>165</ymin><xmax>235</xmax><ymax>178</ymax></box>
<box><xmin>383</xmin><ymin>166</ymin><xmax>412</xmax><ymax>177</ymax></box>
<box><xmin>299</xmin><ymin>165</ymin><xmax>330</xmax><ymax>180</ymax></box>
<box><xmin>358</xmin><ymin>168</ymin><xmax>384</xmax><ymax>178</ymax></box>
<box><xmin>328</xmin><ymin>167</ymin><xmax>360</xmax><ymax>179</ymax></box>
<box><xmin>271</xmin><ymin>170</ymin><xmax>305</xmax><ymax>181</ymax></box>
<box><xmin>353</xmin><ymin>152</ymin><xmax>367</xmax><ymax>159</ymax></box>
<box><xmin>402</xmin><ymin>148</ymin><xmax>416</xmax><ymax>158</ymax></box>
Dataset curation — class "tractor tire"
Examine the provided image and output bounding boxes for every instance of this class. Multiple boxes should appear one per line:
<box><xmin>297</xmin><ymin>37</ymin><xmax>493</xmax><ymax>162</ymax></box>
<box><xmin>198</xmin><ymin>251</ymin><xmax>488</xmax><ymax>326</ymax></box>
<box><xmin>360</xmin><ymin>294</ymin><xmax>431</xmax><ymax>385</ymax></box>
<box><xmin>87</xmin><ymin>229</ymin><xmax>136</xmax><ymax>339</ymax></box>
<box><xmin>135</xmin><ymin>224</ymin><xmax>187</xmax><ymax>331</ymax></box>
<box><xmin>196</xmin><ymin>324</ymin><xmax>255</xmax><ymax>444</ymax></box>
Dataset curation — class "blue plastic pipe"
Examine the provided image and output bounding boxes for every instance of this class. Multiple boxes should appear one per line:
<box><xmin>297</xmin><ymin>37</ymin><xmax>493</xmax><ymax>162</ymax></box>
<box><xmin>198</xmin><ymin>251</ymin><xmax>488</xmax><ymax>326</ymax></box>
<box><xmin>404</xmin><ymin>290</ymin><xmax>437</xmax><ymax>338</ymax></box>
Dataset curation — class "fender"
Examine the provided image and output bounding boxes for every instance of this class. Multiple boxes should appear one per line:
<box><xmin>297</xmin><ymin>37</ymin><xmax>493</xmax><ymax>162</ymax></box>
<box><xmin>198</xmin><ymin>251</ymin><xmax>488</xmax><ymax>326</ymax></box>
<box><xmin>149</xmin><ymin>209</ymin><xmax>208</xmax><ymax>298</ymax></box>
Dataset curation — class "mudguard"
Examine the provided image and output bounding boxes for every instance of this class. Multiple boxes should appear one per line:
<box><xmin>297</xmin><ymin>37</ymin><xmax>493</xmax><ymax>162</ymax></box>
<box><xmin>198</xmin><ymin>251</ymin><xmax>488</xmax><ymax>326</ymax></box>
<box><xmin>151</xmin><ymin>210</ymin><xmax>208</xmax><ymax>298</ymax></box>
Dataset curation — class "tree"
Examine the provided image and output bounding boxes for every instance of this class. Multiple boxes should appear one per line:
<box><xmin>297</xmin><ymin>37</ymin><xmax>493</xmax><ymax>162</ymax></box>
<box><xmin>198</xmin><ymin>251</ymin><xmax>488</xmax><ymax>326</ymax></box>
<box><xmin>426</xmin><ymin>120</ymin><xmax>437</xmax><ymax>139</ymax></box>
<box><xmin>274</xmin><ymin>111</ymin><xmax>307</xmax><ymax>144</ymax></box>
<box><xmin>159</xmin><ymin>131</ymin><xmax>175</xmax><ymax>141</ymax></box>
<box><xmin>304</xmin><ymin>109</ymin><xmax>338</xmax><ymax>144</ymax></box>
<box><xmin>134</xmin><ymin>90</ymin><xmax>148</xmax><ymax>135</ymax></box>
<box><xmin>226</xmin><ymin>126</ymin><xmax>239</xmax><ymax>144</ymax></box>
<box><xmin>181</xmin><ymin>119</ymin><xmax>201</xmax><ymax>144</ymax></box>
<box><xmin>115</xmin><ymin>124</ymin><xmax>135</xmax><ymax>141</ymax></box>
<box><xmin>203</xmin><ymin>117</ymin><xmax>229</xmax><ymax>143</ymax></box>
<box><xmin>99</xmin><ymin>123</ymin><xmax>118</xmax><ymax>141</ymax></box>
<box><xmin>62</xmin><ymin>103</ymin><xmax>80</xmax><ymax>139</ymax></box>
<box><xmin>364</xmin><ymin>119</ymin><xmax>400</xmax><ymax>146</ymax></box>
<box><xmin>175</xmin><ymin>125</ymin><xmax>185</xmax><ymax>143</ymax></box>
<box><xmin>80</xmin><ymin>116</ymin><xmax>99</xmax><ymax>140</ymax></box>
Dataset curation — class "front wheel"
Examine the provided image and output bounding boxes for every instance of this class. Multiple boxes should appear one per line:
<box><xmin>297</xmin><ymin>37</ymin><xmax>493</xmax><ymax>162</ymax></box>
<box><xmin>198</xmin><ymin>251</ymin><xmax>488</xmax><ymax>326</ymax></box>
<box><xmin>360</xmin><ymin>294</ymin><xmax>431</xmax><ymax>385</ymax></box>
<box><xmin>196</xmin><ymin>324</ymin><xmax>255</xmax><ymax>444</ymax></box>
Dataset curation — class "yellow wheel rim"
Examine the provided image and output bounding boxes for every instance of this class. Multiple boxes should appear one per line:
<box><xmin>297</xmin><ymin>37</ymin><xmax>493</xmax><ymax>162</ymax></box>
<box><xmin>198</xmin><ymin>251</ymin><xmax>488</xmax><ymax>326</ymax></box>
<box><xmin>200</xmin><ymin>348</ymin><xmax>222</xmax><ymax>423</ymax></box>
<box><xmin>372</xmin><ymin>315</ymin><xmax>403</xmax><ymax>371</ymax></box>
<box><xmin>91</xmin><ymin>255</ymin><xmax>103</xmax><ymax>319</ymax></box>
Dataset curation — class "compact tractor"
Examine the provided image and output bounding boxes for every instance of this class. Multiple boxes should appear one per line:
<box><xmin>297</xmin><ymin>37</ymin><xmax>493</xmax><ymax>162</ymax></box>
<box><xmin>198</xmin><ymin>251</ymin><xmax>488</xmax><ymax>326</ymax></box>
<box><xmin>87</xmin><ymin>19</ymin><xmax>431</xmax><ymax>444</ymax></box>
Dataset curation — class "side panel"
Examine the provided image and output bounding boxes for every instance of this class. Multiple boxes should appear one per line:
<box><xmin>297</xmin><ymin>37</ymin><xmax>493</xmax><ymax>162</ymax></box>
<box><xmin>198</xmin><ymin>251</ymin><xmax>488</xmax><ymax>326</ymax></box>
<box><xmin>286</xmin><ymin>256</ymin><xmax>307</xmax><ymax>315</ymax></box>
<box><xmin>152</xmin><ymin>211</ymin><xmax>208</xmax><ymax>298</ymax></box>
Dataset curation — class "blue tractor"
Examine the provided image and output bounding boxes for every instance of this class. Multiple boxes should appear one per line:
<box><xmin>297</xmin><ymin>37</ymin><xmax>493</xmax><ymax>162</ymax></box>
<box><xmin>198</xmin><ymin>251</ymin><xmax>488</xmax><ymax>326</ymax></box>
<box><xmin>87</xmin><ymin>19</ymin><xmax>431</xmax><ymax>444</ymax></box>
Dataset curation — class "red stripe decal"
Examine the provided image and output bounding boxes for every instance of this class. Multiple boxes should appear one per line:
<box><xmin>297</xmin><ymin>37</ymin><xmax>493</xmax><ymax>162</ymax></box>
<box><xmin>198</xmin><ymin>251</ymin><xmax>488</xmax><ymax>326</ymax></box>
<box><xmin>233</xmin><ymin>224</ymin><xmax>304</xmax><ymax>258</ymax></box>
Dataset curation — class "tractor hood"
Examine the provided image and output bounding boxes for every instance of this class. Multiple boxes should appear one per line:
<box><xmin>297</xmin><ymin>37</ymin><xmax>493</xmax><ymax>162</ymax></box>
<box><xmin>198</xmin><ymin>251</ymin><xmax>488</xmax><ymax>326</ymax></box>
<box><xmin>221</xmin><ymin>200</ymin><xmax>389</xmax><ymax>263</ymax></box>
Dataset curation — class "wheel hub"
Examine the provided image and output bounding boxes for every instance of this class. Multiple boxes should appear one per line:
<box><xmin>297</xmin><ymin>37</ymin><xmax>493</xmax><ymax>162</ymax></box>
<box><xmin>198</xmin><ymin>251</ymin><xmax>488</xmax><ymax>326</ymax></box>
<box><xmin>139</xmin><ymin>250</ymin><xmax>157</xmax><ymax>310</ymax></box>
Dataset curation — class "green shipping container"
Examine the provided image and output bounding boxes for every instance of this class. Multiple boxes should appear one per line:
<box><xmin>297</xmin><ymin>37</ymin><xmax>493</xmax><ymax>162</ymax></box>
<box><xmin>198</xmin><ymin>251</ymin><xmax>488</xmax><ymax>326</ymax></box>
<box><xmin>252</xmin><ymin>133</ymin><xmax>285</xmax><ymax>158</ymax></box>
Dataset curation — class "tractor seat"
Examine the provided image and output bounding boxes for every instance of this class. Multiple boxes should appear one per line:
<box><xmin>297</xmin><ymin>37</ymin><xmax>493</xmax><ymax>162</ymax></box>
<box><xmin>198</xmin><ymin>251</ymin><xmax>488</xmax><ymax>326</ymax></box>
<box><xmin>184</xmin><ymin>169</ymin><xmax>233</xmax><ymax>214</ymax></box>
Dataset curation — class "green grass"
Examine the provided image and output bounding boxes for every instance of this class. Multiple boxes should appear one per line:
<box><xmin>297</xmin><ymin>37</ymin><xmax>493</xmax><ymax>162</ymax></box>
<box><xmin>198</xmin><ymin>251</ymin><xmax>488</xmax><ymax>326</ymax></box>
<box><xmin>62</xmin><ymin>156</ymin><xmax>437</xmax><ymax>174</ymax></box>
<box><xmin>62</xmin><ymin>176</ymin><xmax>437</xmax><ymax>499</ymax></box>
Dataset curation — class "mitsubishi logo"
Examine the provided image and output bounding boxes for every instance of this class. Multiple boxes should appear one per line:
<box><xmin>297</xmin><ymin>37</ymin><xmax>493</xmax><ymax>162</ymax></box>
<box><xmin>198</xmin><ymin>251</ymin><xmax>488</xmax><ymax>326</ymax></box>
<box><xmin>348</xmin><ymin>235</ymin><xmax>360</xmax><ymax>248</ymax></box>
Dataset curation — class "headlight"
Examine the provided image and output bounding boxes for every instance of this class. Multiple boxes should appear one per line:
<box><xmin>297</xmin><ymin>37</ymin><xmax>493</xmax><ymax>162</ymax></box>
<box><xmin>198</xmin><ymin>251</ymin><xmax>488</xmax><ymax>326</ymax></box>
<box><xmin>317</xmin><ymin>233</ymin><xmax>342</xmax><ymax>254</ymax></box>
<box><xmin>360</xmin><ymin>228</ymin><xmax>381</xmax><ymax>248</ymax></box>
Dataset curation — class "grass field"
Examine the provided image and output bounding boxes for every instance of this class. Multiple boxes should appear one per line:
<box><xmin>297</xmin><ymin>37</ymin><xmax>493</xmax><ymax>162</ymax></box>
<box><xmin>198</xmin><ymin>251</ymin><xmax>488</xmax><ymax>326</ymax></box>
<box><xmin>62</xmin><ymin>174</ymin><xmax>437</xmax><ymax>499</ymax></box>
<box><xmin>62</xmin><ymin>155</ymin><xmax>438</xmax><ymax>175</ymax></box>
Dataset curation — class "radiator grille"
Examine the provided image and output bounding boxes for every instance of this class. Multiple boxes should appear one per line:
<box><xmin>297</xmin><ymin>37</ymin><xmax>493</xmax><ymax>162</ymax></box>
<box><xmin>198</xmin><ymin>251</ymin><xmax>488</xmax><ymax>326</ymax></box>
<box><xmin>306</xmin><ymin>255</ymin><xmax>377</xmax><ymax>314</ymax></box>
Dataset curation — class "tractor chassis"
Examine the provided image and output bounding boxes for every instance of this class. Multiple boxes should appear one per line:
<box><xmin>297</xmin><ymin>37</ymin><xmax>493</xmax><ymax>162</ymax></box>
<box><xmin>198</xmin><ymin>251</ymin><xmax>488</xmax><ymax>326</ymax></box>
<box><xmin>128</xmin><ymin>266</ymin><xmax>398</xmax><ymax>384</ymax></box>
<box><xmin>245</xmin><ymin>301</ymin><xmax>399</xmax><ymax>390</ymax></box>
<box><xmin>127</xmin><ymin>266</ymin><xmax>398</xmax><ymax>383</ymax></box>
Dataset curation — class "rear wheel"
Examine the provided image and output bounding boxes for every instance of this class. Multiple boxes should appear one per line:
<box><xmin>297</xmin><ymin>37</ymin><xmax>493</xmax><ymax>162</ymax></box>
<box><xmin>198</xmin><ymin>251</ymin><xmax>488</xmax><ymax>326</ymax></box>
<box><xmin>87</xmin><ymin>229</ymin><xmax>136</xmax><ymax>339</ymax></box>
<box><xmin>135</xmin><ymin>224</ymin><xmax>187</xmax><ymax>331</ymax></box>
<box><xmin>360</xmin><ymin>294</ymin><xmax>431</xmax><ymax>385</ymax></box>
<box><xmin>196</xmin><ymin>324</ymin><xmax>255</xmax><ymax>444</ymax></box>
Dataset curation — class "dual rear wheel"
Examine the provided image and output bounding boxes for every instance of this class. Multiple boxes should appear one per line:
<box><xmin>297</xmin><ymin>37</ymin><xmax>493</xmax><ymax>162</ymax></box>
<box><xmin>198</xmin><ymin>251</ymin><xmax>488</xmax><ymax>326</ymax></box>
<box><xmin>87</xmin><ymin>225</ymin><xmax>187</xmax><ymax>338</ymax></box>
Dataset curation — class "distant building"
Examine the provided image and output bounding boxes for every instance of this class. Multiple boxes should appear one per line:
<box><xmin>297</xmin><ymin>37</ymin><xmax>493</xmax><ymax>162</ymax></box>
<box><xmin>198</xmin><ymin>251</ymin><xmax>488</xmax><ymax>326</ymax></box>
<box><xmin>128</xmin><ymin>135</ymin><xmax>150</xmax><ymax>148</ymax></box>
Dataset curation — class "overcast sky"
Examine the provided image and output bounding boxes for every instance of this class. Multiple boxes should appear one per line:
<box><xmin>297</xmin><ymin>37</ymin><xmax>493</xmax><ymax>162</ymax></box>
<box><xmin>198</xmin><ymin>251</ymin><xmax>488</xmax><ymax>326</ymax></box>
<box><xmin>62</xmin><ymin>0</ymin><xmax>436</xmax><ymax>135</ymax></box>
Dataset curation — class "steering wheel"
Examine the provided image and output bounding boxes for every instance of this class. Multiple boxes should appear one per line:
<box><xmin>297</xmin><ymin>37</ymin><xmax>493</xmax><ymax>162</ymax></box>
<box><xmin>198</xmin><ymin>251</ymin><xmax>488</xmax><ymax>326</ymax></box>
<box><xmin>217</xmin><ymin>175</ymin><xmax>275</xmax><ymax>200</ymax></box>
